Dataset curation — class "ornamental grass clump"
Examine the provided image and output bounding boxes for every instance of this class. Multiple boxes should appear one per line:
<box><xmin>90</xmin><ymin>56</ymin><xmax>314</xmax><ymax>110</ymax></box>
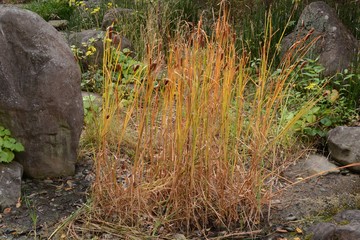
<box><xmin>85</xmin><ymin>9</ymin><xmax>320</xmax><ymax>238</ymax></box>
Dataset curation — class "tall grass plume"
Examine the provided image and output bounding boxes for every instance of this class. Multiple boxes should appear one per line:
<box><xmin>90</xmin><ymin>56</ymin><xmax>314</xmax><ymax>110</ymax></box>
<box><xmin>87</xmin><ymin>8</ymin><xmax>319</xmax><ymax>238</ymax></box>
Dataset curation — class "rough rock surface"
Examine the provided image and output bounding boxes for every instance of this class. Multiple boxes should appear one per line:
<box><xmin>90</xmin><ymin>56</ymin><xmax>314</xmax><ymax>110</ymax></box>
<box><xmin>68</xmin><ymin>29</ymin><xmax>133</xmax><ymax>70</ymax></box>
<box><xmin>48</xmin><ymin>19</ymin><xmax>68</xmax><ymax>30</ymax></box>
<box><xmin>281</xmin><ymin>1</ymin><xmax>359</xmax><ymax>76</ymax></box>
<box><xmin>327</xmin><ymin>126</ymin><xmax>360</xmax><ymax>172</ymax></box>
<box><xmin>309</xmin><ymin>210</ymin><xmax>360</xmax><ymax>239</ymax></box>
<box><xmin>303</xmin><ymin>154</ymin><xmax>339</xmax><ymax>175</ymax></box>
<box><xmin>0</xmin><ymin>162</ymin><xmax>23</xmax><ymax>210</ymax></box>
<box><xmin>101</xmin><ymin>8</ymin><xmax>133</xmax><ymax>30</ymax></box>
<box><xmin>0</xmin><ymin>6</ymin><xmax>83</xmax><ymax>178</ymax></box>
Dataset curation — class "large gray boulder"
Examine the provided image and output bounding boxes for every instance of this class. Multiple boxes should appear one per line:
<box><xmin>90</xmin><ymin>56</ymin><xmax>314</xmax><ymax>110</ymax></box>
<box><xmin>0</xmin><ymin>162</ymin><xmax>23</xmax><ymax>210</ymax></box>
<box><xmin>327</xmin><ymin>126</ymin><xmax>360</xmax><ymax>172</ymax></box>
<box><xmin>0</xmin><ymin>6</ymin><xmax>83</xmax><ymax>178</ymax></box>
<box><xmin>281</xmin><ymin>1</ymin><xmax>359</xmax><ymax>76</ymax></box>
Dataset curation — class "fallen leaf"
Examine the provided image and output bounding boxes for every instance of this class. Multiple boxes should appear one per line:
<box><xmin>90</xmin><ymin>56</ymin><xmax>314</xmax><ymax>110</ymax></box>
<box><xmin>293</xmin><ymin>238</ymin><xmax>301</xmax><ymax>240</ymax></box>
<box><xmin>66</xmin><ymin>180</ymin><xmax>74</xmax><ymax>188</ymax></box>
<box><xmin>295</xmin><ymin>227</ymin><xmax>303</xmax><ymax>234</ymax></box>
<box><xmin>56</xmin><ymin>183</ymin><xmax>64</xmax><ymax>190</ymax></box>
<box><xmin>3</xmin><ymin>208</ymin><xmax>11</xmax><ymax>214</ymax></box>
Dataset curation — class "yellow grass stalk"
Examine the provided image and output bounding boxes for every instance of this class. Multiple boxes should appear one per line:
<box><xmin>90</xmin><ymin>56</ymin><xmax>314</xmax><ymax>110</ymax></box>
<box><xmin>90</xmin><ymin>8</ymin><xmax>320</xmax><ymax>238</ymax></box>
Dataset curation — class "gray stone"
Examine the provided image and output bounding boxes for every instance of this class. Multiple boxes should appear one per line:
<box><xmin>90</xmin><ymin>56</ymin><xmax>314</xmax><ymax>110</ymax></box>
<box><xmin>333</xmin><ymin>210</ymin><xmax>360</xmax><ymax>223</ymax></box>
<box><xmin>68</xmin><ymin>29</ymin><xmax>133</xmax><ymax>70</ymax></box>
<box><xmin>101</xmin><ymin>8</ymin><xmax>133</xmax><ymax>30</ymax></box>
<box><xmin>303</xmin><ymin>154</ymin><xmax>339</xmax><ymax>175</ymax></box>
<box><xmin>0</xmin><ymin>162</ymin><xmax>23</xmax><ymax>210</ymax></box>
<box><xmin>281</xmin><ymin>1</ymin><xmax>359</xmax><ymax>76</ymax></box>
<box><xmin>310</xmin><ymin>222</ymin><xmax>336</xmax><ymax>240</ymax></box>
<box><xmin>83</xmin><ymin>0</ymin><xmax>101</xmax><ymax>8</ymax></box>
<box><xmin>173</xmin><ymin>233</ymin><xmax>187</xmax><ymax>240</ymax></box>
<box><xmin>48</xmin><ymin>19</ymin><xmax>68</xmax><ymax>30</ymax></box>
<box><xmin>327</xmin><ymin>126</ymin><xmax>360</xmax><ymax>172</ymax></box>
<box><xmin>0</xmin><ymin>6</ymin><xmax>83</xmax><ymax>178</ymax></box>
<box><xmin>310</xmin><ymin>210</ymin><xmax>360</xmax><ymax>239</ymax></box>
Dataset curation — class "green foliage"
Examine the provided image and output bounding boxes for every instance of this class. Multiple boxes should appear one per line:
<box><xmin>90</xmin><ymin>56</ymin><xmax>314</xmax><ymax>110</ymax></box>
<box><xmin>0</xmin><ymin>126</ymin><xmax>24</xmax><ymax>163</ymax></box>
<box><xmin>80</xmin><ymin>47</ymin><xmax>145</xmax><ymax>106</ymax></box>
<box><xmin>284</xmin><ymin>58</ymin><xmax>359</xmax><ymax>138</ymax></box>
<box><xmin>107</xmin><ymin>48</ymin><xmax>146</xmax><ymax>107</ymax></box>
<box><xmin>24</xmin><ymin>0</ymin><xmax>75</xmax><ymax>21</ymax></box>
<box><xmin>83</xmin><ymin>95</ymin><xmax>101</xmax><ymax>126</ymax></box>
<box><xmin>81</xmin><ymin>69</ymin><xmax>104</xmax><ymax>93</ymax></box>
<box><xmin>68</xmin><ymin>0</ymin><xmax>106</xmax><ymax>30</ymax></box>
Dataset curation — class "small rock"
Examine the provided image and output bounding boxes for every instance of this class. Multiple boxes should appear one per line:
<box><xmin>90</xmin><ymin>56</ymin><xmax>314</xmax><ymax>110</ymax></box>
<box><xmin>333</xmin><ymin>210</ymin><xmax>360</xmax><ymax>223</ymax></box>
<box><xmin>303</xmin><ymin>154</ymin><xmax>340</xmax><ymax>175</ymax></box>
<box><xmin>283</xmin><ymin>226</ymin><xmax>295</xmax><ymax>232</ymax></box>
<box><xmin>328</xmin><ymin>126</ymin><xmax>360</xmax><ymax>172</ymax></box>
<box><xmin>285</xmin><ymin>214</ymin><xmax>297</xmax><ymax>221</ymax></box>
<box><xmin>48</xmin><ymin>19</ymin><xmax>68</xmax><ymax>30</ymax></box>
<box><xmin>0</xmin><ymin>162</ymin><xmax>23</xmax><ymax>211</ymax></box>
<box><xmin>173</xmin><ymin>233</ymin><xmax>187</xmax><ymax>240</ymax></box>
<box><xmin>309</xmin><ymin>210</ymin><xmax>360</xmax><ymax>239</ymax></box>
<box><xmin>43</xmin><ymin>179</ymin><xmax>53</xmax><ymax>184</ymax></box>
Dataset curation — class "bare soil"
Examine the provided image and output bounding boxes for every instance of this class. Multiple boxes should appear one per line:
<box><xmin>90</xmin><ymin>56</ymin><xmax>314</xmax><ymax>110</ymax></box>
<box><xmin>1</xmin><ymin>155</ymin><xmax>360</xmax><ymax>240</ymax></box>
<box><xmin>0</xmin><ymin>157</ymin><xmax>94</xmax><ymax>240</ymax></box>
<box><xmin>262</xmin><ymin>159</ymin><xmax>360</xmax><ymax>239</ymax></box>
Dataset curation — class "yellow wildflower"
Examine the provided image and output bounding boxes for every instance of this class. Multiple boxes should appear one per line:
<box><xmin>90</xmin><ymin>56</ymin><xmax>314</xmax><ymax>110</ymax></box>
<box><xmin>91</xmin><ymin>7</ymin><xmax>100</xmax><ymax>14</ymax></box>
<box><xmin>85</xmin><ymin>45</ymin><xmax>96</xmax><ymax>57</ymax></box>
<box><xmin>76</xmin><ymin>1</ymin><xmax>85</xmax><ymax>7</ymax></box>
<box><xmin>68</xmin><ymin>0</ymin><xmax>75</xmax><ymax>6</ymax></box>
<box><xmin>304</xmin><ymin>82</ymin><xmax>317</xmax><ymax>90</ymax></box>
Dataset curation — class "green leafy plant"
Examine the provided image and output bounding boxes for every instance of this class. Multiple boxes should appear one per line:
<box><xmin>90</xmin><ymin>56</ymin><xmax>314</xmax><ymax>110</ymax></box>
<box><xmin>24</xmin><ymin>197</ymin><xmax>38</xmax><ymax>239</ymax></box>
<box><xmin>0</xmin><ymin>126</ymin><xmax>24</xmax><ymax>163</ymax></box>
<box><xmin>81</xmin><ymin>69</ymin><xmax>104</xmax><ymax>93</ymax></box>
<box><xmin>24</xmin><ymin>0</ymin><xmax>75</xmax><ymax>21</ymax></box>
<box><xmin>83</xmin><ymin>94</ymin><xmax>101</xmax><ymax>125</ymax></box>
<box><xmin>79</xmin><ymin>46</ymin><xmax>146</xmax><ymax>106</ymax></box>
<box><xmin>68</xmin><ymin>0</ymin><xmax>107</xmax><ymax>30</ymax></box>
<box><xmin>284</xmin><ymin>58</ymin><xmax>359</xmax><ymax>138</ymax></box>
<box><xmin>110</xmin><ymin>48</ymin><xmax>147</xmax><ymax>106</ymax></box>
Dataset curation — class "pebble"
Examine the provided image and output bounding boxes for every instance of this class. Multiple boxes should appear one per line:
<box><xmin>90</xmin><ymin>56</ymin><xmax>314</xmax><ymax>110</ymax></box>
<box><xmin>285</xmin><ymin>214</ymin><xmax>297</xmax><ymax>221</ymax></box>
<box><xmin>283</xmin><ymin>226</ymin><xmax>295</xmax><ymax>232</ymax></box>
<box><xmin>43</xmin><ymin>179</ymin><xmax>53</xmax><ymax>184</ymax></box>
<box><xmin>173</xmin><ymin>233</ymin><xmax>187</xmax><ymax>240</ymax></box>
